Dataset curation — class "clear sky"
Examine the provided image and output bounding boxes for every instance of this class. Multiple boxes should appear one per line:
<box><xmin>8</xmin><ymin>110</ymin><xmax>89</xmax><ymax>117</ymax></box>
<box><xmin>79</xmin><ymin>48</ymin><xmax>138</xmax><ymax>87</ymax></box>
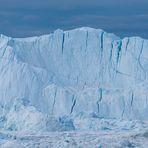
<box><xmin>0</xmin><ymin>0</ymin><xmax>148</xmax><ymax>38</ymax></box>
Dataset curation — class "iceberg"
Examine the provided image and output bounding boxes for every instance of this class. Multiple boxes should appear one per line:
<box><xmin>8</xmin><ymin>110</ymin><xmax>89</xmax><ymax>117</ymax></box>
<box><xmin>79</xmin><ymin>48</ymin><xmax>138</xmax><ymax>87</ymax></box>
<box><xmin>0</xmin><ymin>27</ymin><xmax>148</xmax><ymax>133</ymax></box>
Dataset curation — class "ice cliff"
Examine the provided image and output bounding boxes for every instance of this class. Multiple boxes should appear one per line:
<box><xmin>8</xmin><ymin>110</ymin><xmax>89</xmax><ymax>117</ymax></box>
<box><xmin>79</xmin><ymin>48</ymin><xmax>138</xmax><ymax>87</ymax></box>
<box><xmin>0</xmin><ymin>27</ymin><xmax>148</xmax><ymax>131</ymax></box>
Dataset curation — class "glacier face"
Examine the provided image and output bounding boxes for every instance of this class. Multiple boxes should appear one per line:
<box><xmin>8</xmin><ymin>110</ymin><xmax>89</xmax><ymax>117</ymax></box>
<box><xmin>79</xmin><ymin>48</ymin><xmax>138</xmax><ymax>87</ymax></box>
<box><xmin>0</xmin><ymin>27</ymin><xmax>148</xmax><ymax>131</ymax></box>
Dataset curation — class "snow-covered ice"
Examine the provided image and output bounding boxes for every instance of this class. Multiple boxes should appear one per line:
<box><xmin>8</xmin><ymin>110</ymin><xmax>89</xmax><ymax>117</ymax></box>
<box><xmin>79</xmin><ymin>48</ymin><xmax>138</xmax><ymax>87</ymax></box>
<box><xmin>0</xmin><ymin>27</ymin><xmax>148</xmax><ymax>147</ymax></box>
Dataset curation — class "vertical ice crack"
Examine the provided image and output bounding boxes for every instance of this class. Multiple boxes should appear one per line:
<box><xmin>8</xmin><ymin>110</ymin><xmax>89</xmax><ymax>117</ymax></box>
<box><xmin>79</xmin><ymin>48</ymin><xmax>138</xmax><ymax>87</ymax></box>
<box><xmin>97</xmin><ymin>88</ymin><xmax>103</xmax><ymax>113</ymax></box>
<box><xmin>100</xmin><ymin>32</ymin><xmax>104</xmax><ymax>59</ymax></box>
<box><xmin>110</xmin><ymin>41</ymin><xmax>113</xmax><ymax>62</ymax></box>
<box><xmin>121</xmin><ymin>97</ymin><xmax>125</xmax><ymax>118</ymax></box>
<box><xmin>116</xmin><ymin>40</ymin><xmax>122</xmax><ymax>64</ymax></box>
<box><xmin>67</xmin><ymin>32</ymin><xmax>69</xmax><ymax>38</ymax></box>
<box><xmin>125</xmin><ymin>38</ymin><xmax>129</xmax><ymax>52</ymax></box>
<box><xmin>0</xmin><ymin>38</ymin><xmax>13</xmax><ymax>59</ymax></box>
<box><xmin>70</xmin><ymin>95</ymin><xmax>76</xmax><ymax>114</ymax></box>
<box><xmin>131</xmin><ymin>92</ymin><xmax>134</xmax><ymax>107</ymax></box>
<box><xmin>138</xmin><ymin>40</ymin><xmax>144</xmax><ymax>61</ymax></box>
<box><xmin>109</xmin><ymin>41</ymin><xmax>118</xmax><ymax>79</ymax></box>
<box><xmin>86</xmin><ymin>30</ymin><xmax>88</xmax><ymax>52</ymax></box>
<box><xmin>61</xmin><ymin>33</ymin><xmax>65</xmax><ymax>54</ymax></box>
<box><xmin>52</xmin><ymin>88</ymin><xmax>57</xmax><ymax>114</ymax></box>
<box><xmin>138</xmin><ymin>40</ymin><xmax>146</xmax><ymax>80</ymax></box>
<box><xmin>1</xmin><ymin>46</ymin><xmax>7</xmax><ymax>58</ymax></box>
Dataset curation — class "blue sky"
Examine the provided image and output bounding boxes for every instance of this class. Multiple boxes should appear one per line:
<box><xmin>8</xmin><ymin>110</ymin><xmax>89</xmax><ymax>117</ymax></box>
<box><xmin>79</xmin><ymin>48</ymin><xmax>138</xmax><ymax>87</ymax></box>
<box><xmin>0</xmin><ymin>0</ymin><xmax>148</xmax><ymax>38</ymax></box>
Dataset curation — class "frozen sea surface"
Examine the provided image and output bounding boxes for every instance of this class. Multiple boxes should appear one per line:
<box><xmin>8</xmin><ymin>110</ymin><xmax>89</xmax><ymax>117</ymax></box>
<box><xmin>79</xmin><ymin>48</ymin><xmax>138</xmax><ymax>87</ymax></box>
<box><xmin>0</xmin><ymin>129</ymin><xmax>148</xmax><ymax>148</ymax></box>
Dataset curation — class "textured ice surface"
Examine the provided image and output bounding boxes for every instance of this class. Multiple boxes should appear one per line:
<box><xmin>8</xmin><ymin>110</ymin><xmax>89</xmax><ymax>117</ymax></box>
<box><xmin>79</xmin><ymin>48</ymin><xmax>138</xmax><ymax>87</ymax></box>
<box><xmin>0</xmin><ymin>28</ymin><xmax>148</xmax><ymax>136</ymax></box>
<box><xmin>0</xmin><ymin>129</ymin><xmax>148</xmax><ymax>148</ymax></box>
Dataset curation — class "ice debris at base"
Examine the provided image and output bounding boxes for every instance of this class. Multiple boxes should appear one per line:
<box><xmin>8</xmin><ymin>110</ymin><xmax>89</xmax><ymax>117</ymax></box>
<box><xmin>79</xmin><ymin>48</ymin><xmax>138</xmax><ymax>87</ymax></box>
<box><xmin>0</xmin><ymin>27</ymin><xmax>148</xmax><ymax>133</ymax></box>
<box><xmin>0</xmin><ymin>130</ymin><xmax>148</xmax><ymax>148</ymax></box>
